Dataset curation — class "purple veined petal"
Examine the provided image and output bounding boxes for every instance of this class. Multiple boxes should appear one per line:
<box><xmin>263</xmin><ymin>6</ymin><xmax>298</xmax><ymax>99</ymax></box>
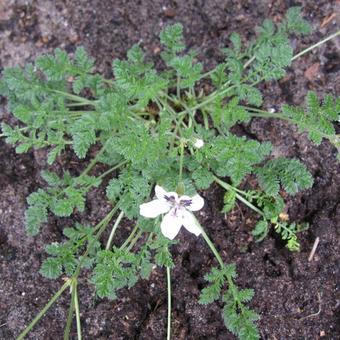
<box><xmin>181</xmin><ymin>210</ymin><xmax>202</xmax><ymax>236</ymax></box>
<box><xmin>185</xmin><ymin>194</ymin><xmax>204</xmax><ymax>211</ymax></box>
<box><xmin>160</xmin><ymin>209</ymin><xmax>183</xmax><ymax>240</ymax></box>
<box><xmin>139</xmin><ymin>199</ymin><xmax>171</xmax><ymax>218</ymax></box>
<box><xmin>155</xmin><ymin>185</ymin><xmax>178</xmax><ymax>203</ymax></box>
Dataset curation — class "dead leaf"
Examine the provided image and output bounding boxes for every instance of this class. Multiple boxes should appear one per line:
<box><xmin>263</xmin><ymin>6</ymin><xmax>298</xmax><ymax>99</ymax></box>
<box><xmin>320</xmin><ymin>13</ymin><xmax>337</xmax><ymax>28</ymax></box>
<box><xmin>304</xmin><ymin>63</ymin><xmax>320</xmax><ymax>81</ymax></box>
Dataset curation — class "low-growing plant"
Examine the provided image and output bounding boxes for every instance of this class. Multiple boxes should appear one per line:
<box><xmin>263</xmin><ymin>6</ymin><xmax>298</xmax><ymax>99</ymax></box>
<box><xmin>1</xmin><ymin>7</ymin><xmax>339</xmax><ymax>340</ymax></box>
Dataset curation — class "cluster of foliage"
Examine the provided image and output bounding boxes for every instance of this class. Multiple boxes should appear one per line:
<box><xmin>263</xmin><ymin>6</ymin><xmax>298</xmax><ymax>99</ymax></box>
<box><xmin>1</xmin><ymin>7</ymin><xmax>339</xmax><ymax>340</ymax></box>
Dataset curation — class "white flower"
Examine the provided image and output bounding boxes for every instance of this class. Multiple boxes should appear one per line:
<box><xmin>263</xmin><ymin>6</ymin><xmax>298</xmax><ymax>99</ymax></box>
<box><xmin>139</xmin><ymin>185</ymin><xmax>204</xmax><ymax>240</ymax></box>
<box><xmin>193</xmin><ymin>138</ymin><xmax>204</xmax><ymax>149</ymax></box>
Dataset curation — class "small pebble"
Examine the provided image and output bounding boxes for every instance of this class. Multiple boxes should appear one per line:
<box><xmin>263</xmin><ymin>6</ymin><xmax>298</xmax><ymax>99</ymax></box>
<box><xmin>164</xmin><ymin>8</ymin><xmax>176</xmax><ymax>18</ymax></box>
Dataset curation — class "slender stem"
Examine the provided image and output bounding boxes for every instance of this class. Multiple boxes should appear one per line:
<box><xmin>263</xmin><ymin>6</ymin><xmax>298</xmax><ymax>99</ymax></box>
<box><xmin>177</xmin><ymin>84</ymin><xmax>236</xmax><ymax>118</ymax></box>
<box><xmin>73</xmin><ymin>280</ymin><xmax>82</xmax><ymax>340</ymax></box>
<box><xmin>91</xmin><ymin>206</ymin><xmax>118</xmax><ymax>234</ymax></box>
<box><xmin>52</xmin><ymin>90</ymin><xmax>96</xmax><ymax>106</ymax></box>
<box><xmin>202</xmin><ymin>111</ymin><xmax>209</xmax><ymax>130</ymax></box>
<box><xmin>243</xmin><ymin>55</ymin><xmax>256</xmax><ymax>69</ymax></box>
<box><xmin>166</xmin><ymin>266</ymin><xmax>172</xmax><ymax>340</ymax></box>
<box><xmin>176</xmin><ymin>74</ymin><xmax>181</xmax><ymax>99</ymax></box>
<box><xmin>63</xmin><ymin>285</ymin><xmax>76</xmax><ymax>340</ymax></box>
<box><xmin>81</xmin><ymin>145</ymin><xmax>107</xmax><ymax>177</ymax></box>
<box><xmin>120</xmin><ymin>225</ymin><xmax>138</xmax><ymax>249</ymax></box>
<box><xmin>200</xmin><ymin>228</ymin><xmax>224</xmax><ymax>268</ymax></box>
<box><xmin>200</xmin><ymin>68</ymin><xmax>216</xmax><ymax>80</ymax></box>
<box><xmin>97</xmin><ymin>161</ymin><xmax>128</xmax><ymax>181</ymax></box>
<box><xmin>126</xmin><ymin>230</ymin><xmax>143</xmax><ymax>252</ymax></box>
<box><xmin>17</xmin><ymin>206</ymin><xmax>118</xmax><ymax>339</ymax></box>
<box><xmin>292</xmin><ymin>30</ymin><xmax>340</xmax><ymax>61</ymax></box>
<box><xmin>16</xmin><ymin>280</ymin><xmax>72</xmax><ymax>340</ymax></box>
<box><xmin>0</xmin><ymin>126</ymin><xmax>29</xmax><ymax>138</ymax></box>
<box><xmin>66</xmin><ymin>102</ymin><xmax>94</xmax><ymax>107</ymax></box>
<box><xmin>245</xmin><ymin>107</ymin><xmax>337</xmax><ymax>141</ymax></box>
<box><xmin>213</xmin><ymin>176</ymin><xmax>264</xmax><ymax>216</ymax></box>
<box><xmin>194</xmin><ymin>217</ymin><xmax>245</xmax><ymax>312</ymax></box>
<box><xmin>105</xmin><ymin>211</ymin><xmax>124</xmax><ymax>250</ymax></box>
<box><xmin>178</xmin><ymin>140</ymin><xmax>185</xmax><ymax>184</ymax></box>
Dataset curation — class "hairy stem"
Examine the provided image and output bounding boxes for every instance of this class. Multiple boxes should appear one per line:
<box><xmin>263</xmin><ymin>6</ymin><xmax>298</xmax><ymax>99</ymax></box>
<box><xmin>200</xmin><ymin>228</ymin><xmax>224</xmax><ymax>269</ymax></box>
<box><xmin>64</xmin><ymin>285</ymin><xmax>76</xmax><ymax>340</ymax></box>
<box><xmin>126</xmin><ymin>230</ymin><xmax>143</xmax><ymax>252</ymax></box>
<box><xmin>178</xmin><ymin>140</ymin><xmax>185</xmax><ymax>185</ymax></box>
<box><xmin>105</xmin><ymin>211</ymin><xmax>125</xmax><ymax>250</ymax></box>
<box><xmin>16</xmin><ymin>279</ymin><xmax>72</xmax><ymax>340</ymax></box>
<box><xmin>166</xmin><ymin>266</ymin><xmax>172</xmax><ymax>340</ymax></box>
<box><xmin>73</xmin><ymin>280</ymin><xmax>82</xmax><ymax>340</ymax></box>
<box><xmin>214</xmin><ymin>176</ymin><xmax>264</xmax><ymax>216</ymax></box>
<box><xmin>292</xmin><ymin>30</ymin><xmax>340</xmax><ymax>61</ymax></box>
<box><xmin>51</xmin><ymin>89</ymin><xmax>96</xmax><ymax>106</ymax></box>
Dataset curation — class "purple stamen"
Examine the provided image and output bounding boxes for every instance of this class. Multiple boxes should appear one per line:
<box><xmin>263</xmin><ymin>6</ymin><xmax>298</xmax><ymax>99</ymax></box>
<box><xmin>164</xmin><ymin>195</ymin><xmax>176</xmax><ymax>203</ymax></box>
<box><xmin>180</xmin><ymin>199</ymin><xmax>192</xmax><ymax>207</ymax></box>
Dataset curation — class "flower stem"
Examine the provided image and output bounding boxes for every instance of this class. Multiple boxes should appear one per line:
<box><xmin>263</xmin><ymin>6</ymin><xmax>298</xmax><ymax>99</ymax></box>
<box><xmin>105</xmin><ymin>211</ymin><xmax>125</xmax><ymax>250</ymax></box>
<box><xmin>64</xmin><ymin>284</ymin><xmax>76</xmax><ymax>340</ymax></box>
<box><xmin>16</xmin><ymin>279</ymin><xmax>72</xmax><ymax>340</ymax></box>
<box><xmin>51</xmin><ymin>89</ymin><xmax>96</xmax><ymax>106</ymax></box>
<box><xmin>73</xmin><ymin>280</ymin><xmax>82</xmax><ymax>340</ymax></box>
<box><xmin>17</xmin><ymin>206</ymin><xmax>118</xmax><ymax>339</ymax></box>
<box><xmin>292</xmin><ymin>30</ymin><xmax>340</xmax><ymax>61</ymax></box>
<box><xmin>213</xmin><ymin>176</ymin><xmax>264</xmax><ymax>216</ymax></box>
<box><xmin>177</xmin><ymin>139</ymin><xmax>185</xmax><ymax>194</ymax></box>
<box><xmin>166</xmin><ymin>266</ymin><xmax>172</xmax><ymax>340</ymax></box>
<box><xmin>120</xmin><ymin>225</ymin><xmax>139</xmax><ymax>250</ymax></box>
<box><xmin>126</xmin><ymin>230</ymin><xmax>143</xmax><ymax>252</ymax></box>
<box><xmin>200</xmin><ymin>228</ymin><xmax>224</xmax><ymax>269</ymax></box>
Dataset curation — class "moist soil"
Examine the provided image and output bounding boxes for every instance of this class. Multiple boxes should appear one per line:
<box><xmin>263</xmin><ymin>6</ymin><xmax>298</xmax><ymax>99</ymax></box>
<box><xmin>0</xmin><ymin>1</ymin><xmax>339</xmax><ymax>339</ymax></box>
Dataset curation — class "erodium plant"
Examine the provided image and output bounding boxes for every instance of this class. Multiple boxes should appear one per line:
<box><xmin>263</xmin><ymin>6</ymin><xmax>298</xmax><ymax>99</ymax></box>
<box><xmin>1</xmin><ymin>7</ymin><xmax>339</xmax><ymax>340</ymax></box>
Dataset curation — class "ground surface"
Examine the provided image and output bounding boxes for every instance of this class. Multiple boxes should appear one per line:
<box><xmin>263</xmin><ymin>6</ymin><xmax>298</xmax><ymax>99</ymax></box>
<box><xmin>0</xmin><ymin>0</ymin><xmax>339</xmax><ymax>339</ymax></box>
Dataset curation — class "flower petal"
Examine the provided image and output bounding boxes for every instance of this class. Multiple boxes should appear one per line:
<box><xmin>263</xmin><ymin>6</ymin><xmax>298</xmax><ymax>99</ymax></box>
<box><xmin>160</xmin><ymin>209</ymin><xmax>182</xmax><ymax>240</ymax></box>
<box><xmin>185</xmin><ymin>194</ymin><xmax>204</xmax><ymax>211</ymax></box>
<box><xmin>155</xmin><ymin>185</ymin><xmax>178</xmax><ymax>203</ymax></box>
<box><xmin>182</xmin><ymin>210</ymin><xmax>202</xmax><ymax>236</ymax></box>
<box><xmin>140</xmin><ymin>199</ymin><xmax>170</xmax><ymax>218</ymax></box>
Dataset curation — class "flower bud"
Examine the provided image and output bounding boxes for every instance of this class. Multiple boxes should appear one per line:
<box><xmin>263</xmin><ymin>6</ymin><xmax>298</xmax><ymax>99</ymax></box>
<box><xmin>194</xmin><ymin>138</ymin><xmax>204</xmax><ymax>149</ymax></box>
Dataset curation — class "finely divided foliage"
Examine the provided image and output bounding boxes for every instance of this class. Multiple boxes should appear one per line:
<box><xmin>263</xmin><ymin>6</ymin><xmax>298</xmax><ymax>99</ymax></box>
<box><xmin>1</xmin><ymin>7</ymin><xmax>339</xmax><ymax>340</ymax></box>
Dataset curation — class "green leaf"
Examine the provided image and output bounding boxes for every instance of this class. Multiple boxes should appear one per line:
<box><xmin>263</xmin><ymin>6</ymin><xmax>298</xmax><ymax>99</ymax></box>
<box><xmin>199</xmin><ymin>283</ymin><xmax>221</xmax><ymax>304</ymax></box>
<box><xmin>210</xmin><ymin>135</ymin><xmax>272</xmax><ymax>185</ymax></box>
<box><xmin>50</xmin><ymin>198</ymin><xmax>74</xmax><ymax>217</ymax></box>
<box><xmin>192</xmin><ymin>167</ymin><xmax>214</xmax><ymax>190</ymax></box>
<box><xmin>238</xmin><ymin>289</ymin><xmax>255</xmax><ymax>303</ymax></box>
<box><xmin>155</xmin><ymin>245</ymin><xmax>174</xmax><ymax>268</ymax></box>
<box><xmin>160</xmin><ymin>23</ymin><xmax>185</xmax><ymax>63</ymax></box>
<box><xmin>252</xmin><ymin>220</ymin><xmax>269</xmax><ymax>242</ymax></box>
<box><xmin>256</xmin><ymin>157</ymin><xmax>313</xmax><ymax>196</ymax></box>
<box><xmin>47</xmin><ymin>145</ymin><xmax>65</xmax><ymax>165</ymax></box>
<box><xmin>41</xmin><ymin>171</ymin><xmax>62</xmax><ymax>187</ymax></box>
<box><xmin>74</xmin><ymin>46</ymin><xmax>94</xmax><ymax>73</ymax></box>
<box><xmin>39</xmin><ymin>258</ymin><xmax>62</xmax><ymax>279</ymax></box>
<box><xmin>284</xmin><ymin>7</ymin><xmax>312</xmax><ymax>34</ymax></box>
<box><xmin>222</xmin><ymin>190</ymin><xmax>236</xmax><ymax>213</ymax></box>
<box><xmin>36</xmin><ymin>48</ymin><xmax>71</xmax><ymax>81</ymax></box>
<box><xmin>282</xmin><ymin>92</ymin><xmax>339</xmax><ymax>148</ymax></box>
<box><xmin>70</xmin><ymin>114</ymin><xmax>97</xmax><ymax>159</ymax></box>
<box><xmin>25</xmin><ymin>205</ymin><xmax>48</xmax><ymax>235</ymax></box>
<box><xmin>113</xmin><ymin>45</ymin><xmax>167</xmax><ymax>106</ymax></box>
<box><xmin>169</xmin><ymin>55</ymin><xmax>202</xmax><ymax>88</ymax></box>
<box><xmin>238</xmin><ymin>85</ymin><xmax>263</xmax><ymax>107</ymax></box>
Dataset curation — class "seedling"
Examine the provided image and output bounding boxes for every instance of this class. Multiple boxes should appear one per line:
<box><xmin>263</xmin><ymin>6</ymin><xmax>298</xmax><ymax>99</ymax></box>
<box><xmin>1</xmin><ymin>7</ymin><xmax>339</xmax><ymax>340</ymax></box>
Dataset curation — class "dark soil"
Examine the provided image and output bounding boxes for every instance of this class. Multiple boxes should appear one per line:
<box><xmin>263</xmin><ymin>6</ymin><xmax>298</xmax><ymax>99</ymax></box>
<box><xmin>0</xmin><ymin>0</ymin><xmax>339</xmax><ymax>339</ymax></box>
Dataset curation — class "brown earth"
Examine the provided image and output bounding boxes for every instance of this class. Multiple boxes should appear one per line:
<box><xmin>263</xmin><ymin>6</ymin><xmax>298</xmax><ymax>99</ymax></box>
<box><xmin>0</xmin><ymin>0</ymin><xmax>339</xmax><ymax>339</ymax></box>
